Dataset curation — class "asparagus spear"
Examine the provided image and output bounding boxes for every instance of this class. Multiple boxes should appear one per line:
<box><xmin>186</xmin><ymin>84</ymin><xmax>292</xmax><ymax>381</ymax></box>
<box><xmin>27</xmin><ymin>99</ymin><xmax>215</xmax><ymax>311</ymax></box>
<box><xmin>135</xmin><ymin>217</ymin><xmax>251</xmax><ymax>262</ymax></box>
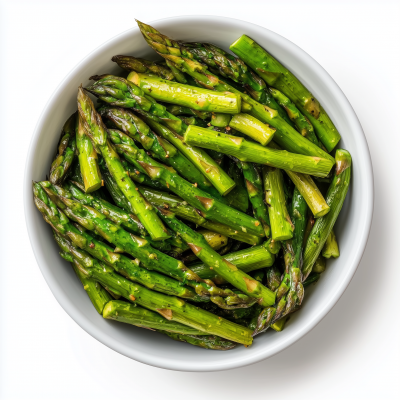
<box><xmin>112</xmin><ymin>56</ymin><xmax>175</xmax><ymax>80</ymax></box>
<box><xmin>229</xmin><ymin>113</ymin><xmax>275</xmax><ymax>146</ymax></box>
<box><xmin>190</xmin><ymin>241</ymin><xmax>275</xmax><ymax>284</ymax></box>
<box><xmin>55</xmin><ymin>233</ymin><xmax>253</xmax><ymax>345</ymax></box>
<box><xmin>77</xmin><ymin>87</ymin><xmax>169</xmax><ymax>241</ymax></box>
<box><xmin>38</xmin><ymin>182</ymin><xmax>256</xmax><ymax>308</ymax></box>
<box><xmin>50</xmin><ymin>113</ymin><xmax>77</xmax><ymax>185</ymax></box>
<box><xmin>211</xmin><ymin>113</ymin><xmax>232</xmax><ymax>128</ymax></box>
<box><xmin>102</xmin><ymin>169</ymin><xmax>261</xmax><ymax>245</ymax></box>
<box><xmin>263</xmin><ymin>167</ymin><xmax>294</xmax><ymax>241</ymax></box>
<box><xmin>269</xmin><ymin>88</ymin><xmax>319</xmax><ymax>146</ymax></box>
<box><xmin>76</xmin><ymin>113</ymin><xmax>103</xmax><ymax>193</ymax></box>
<box><xmin>184</xmin><ymin>125</ymin><xmax>334</xmax><ymax>177</ymax></box>
<box><xmin>128</xmin><ymin>72</ymin><xmax>242</xmax><ymax>114</ymax></box>
<box><xmin>239</xmin><ymin>162</ymin><xmax>270</xmax><ymax>237</ymax></box>
<box><xmin>322</xmin><ymin>230</ymin><xmax>340</xmax><ymax>258</ymax></box>
<box><xmin>136</xmin><ymin>21</ymin><xmax>334</xmax><ymax>162</ymax></box>
<box><xmin>230</xmin><ymin>35</ymin><xmax>341</xmax><ymax>152</ymax></box>
<box><xmin>59</xmin><ymin>248</ymin><xmax>112</xmax><ymax>314</ymax></box>
<box><xmin>102</xmin><ymin>107</ymin><xmax>235</xmax><ymax>196</ymax></box>
<box><xmin>303</xmin><ymin>150</ymin><xmax>351</xmax><ymax>279</ymax></box>
<box><xmin>157</xmin><ymin>208</ymin><xmax>276</xmax><ymax>307</ymax></box>
<box><xmin>286</xmin><ymin>171</ymin><xmax>330</xmax><ymax>218</ymax></box>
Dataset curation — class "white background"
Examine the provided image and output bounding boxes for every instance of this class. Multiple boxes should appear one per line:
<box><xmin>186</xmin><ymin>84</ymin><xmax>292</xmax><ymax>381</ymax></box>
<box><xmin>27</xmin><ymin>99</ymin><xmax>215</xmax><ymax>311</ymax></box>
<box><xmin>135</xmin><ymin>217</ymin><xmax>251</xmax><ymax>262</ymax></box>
<box><xmin>1</xmin><ymin>0</ymin><xmax>399</xmax><ymax>399</ymax></box>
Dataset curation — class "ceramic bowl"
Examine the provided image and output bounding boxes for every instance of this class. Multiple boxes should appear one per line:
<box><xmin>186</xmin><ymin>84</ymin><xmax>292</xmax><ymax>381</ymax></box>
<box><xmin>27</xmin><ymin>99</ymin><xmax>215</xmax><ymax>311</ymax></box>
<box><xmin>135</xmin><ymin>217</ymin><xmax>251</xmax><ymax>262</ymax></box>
<box><xmin>24</xmin><ymin>15</ymin><xmax>373</xmax><ymax>372</ymax></box>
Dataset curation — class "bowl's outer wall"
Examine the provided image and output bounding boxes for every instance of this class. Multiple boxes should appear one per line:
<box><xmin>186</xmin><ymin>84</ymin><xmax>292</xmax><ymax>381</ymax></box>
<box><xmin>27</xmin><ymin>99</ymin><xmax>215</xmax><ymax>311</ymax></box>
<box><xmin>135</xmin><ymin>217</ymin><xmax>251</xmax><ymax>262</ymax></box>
<box><xmin>24</xmin><ymin>16</ymin><xmax>373</xmax><ymax>372</ymax></box>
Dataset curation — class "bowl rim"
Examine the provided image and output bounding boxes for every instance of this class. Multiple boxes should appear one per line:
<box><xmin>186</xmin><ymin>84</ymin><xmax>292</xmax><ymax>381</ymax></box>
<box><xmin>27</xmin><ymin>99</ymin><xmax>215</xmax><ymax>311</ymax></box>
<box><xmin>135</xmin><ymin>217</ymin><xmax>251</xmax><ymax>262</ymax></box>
<box><xmin>24</xmin><ymin>15</ymin><xmax>374</xmax><ymax>372</ymax></box>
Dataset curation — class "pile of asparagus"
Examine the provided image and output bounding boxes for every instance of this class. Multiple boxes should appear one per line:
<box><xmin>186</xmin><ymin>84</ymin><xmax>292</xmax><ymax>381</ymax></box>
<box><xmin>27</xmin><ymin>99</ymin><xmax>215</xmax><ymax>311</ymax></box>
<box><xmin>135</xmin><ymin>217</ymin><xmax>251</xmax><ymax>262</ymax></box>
<box><xmin>35</xmin><ymin>21</ymin><xmax>351</xmax><ymax>350</ymax></box>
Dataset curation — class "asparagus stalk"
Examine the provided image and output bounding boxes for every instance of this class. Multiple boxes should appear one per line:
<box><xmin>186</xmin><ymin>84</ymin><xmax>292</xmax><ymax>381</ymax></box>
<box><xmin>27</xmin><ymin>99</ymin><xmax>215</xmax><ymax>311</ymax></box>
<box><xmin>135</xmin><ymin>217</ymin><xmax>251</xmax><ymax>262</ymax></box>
<box><xmin>112</xmin><ymin>55</ymin><xmax>175</xmax><ymax>80</ymax></box>
<box><xmin>224</xmin><ymin>161</ymin><xmax>249</xmax><ymax>212</ymax></box>
<box><xmin>165</xmin><ymin>104</ymin><xmax>211</xmax><ymax>120</ymax></box>
<box><xmin>190</xmin><ymin>241</ymin><xmax>275</xmax><ymax>284</ymax></box>
<box><xmin>123</xmin><ymin>111</ymin><xmax>236</xmax><ymax>196</ymax></box>
<box><xmin>269</xmin><ymin>88</ymin><xmax>319</xmax><ymax>146</ymax></box>
<box><xmin>47</xmin><ymin>206</ymin><xmax>206</xmax><ymax>302</ymax></box>
<box><xmin>59</xmin><ymin>248</ymin><xmax>112</xmax><ymax>314</ymax></box>
<box><xmin>303</xmin><ymin>150</ymin><xmax>351</xmax><ymax>279</ymax></box>
<box><xmin>128</xmin><ymin>72</ymin><xmax>242</xmax><ymax>114</ymax></box>
<box><xmin>230</xmin><ymin>35</ymin><xmax>341</xmax><ymax>152</ymax></box>
<box><xmin>76</xmin><ymin>113</ymin><xmax>102</xmax><ymax>193</ymax></box>
<box><xmin>211</xmin><ymin>113</ymin><xmax>232</xmax><ymax>128</ymax></box>
<box><xmin>102</xmin><ymin>169</ymin><xmax>261</xmax><ymax>245</ymax></box>
<box><xmin>312</xmin><ymin>255</ymin><xmax>326</xmax><ymax>273</ymax></box>
<box><xmin>322</xmin><ymin>230</ymin><xmax>340</xmax><ymax>258</ymax></box>
<box><xmin>77</xmin><ymin>87</ymin><xmax>169</xmax><ymax>241</ymax></box>
<box><xmin>263</xmin><ymin>167</ymin><xmax>294</xmax><ymax>241</ymax></box>
<box><xmin>98</xmin><ymin>106</ymin><xmax>216</xmax><ymax>192</ymax></box>
<box><xmin>229</xmin><ymin>113</ymin><xmax>275</xmax><ymax>146</ymax></box>
<box><xmin>239</xmin><ymin>162</ymin><xmax>270</xmax><ymax>237</ymax></box>
<box><xmin>135</xmin><ymin>159</ymin><xmax>265</xmax><ymax>237</ymax></box>
<box><xmin>50</xmin><ymin>113</ymin><xmax>77</xmax><ymax>185</ymax></box>
<box><xmin>286</xmin><ymin>171</ymin><xmax>330</xmax><ymax>218</ymax></box>
<box><xmin>157</xmin><ymin>208</ymin><xmax>276</xmax><ymax>307</ymax></box>
<box><xmin>136</xmin><ymin>21</ymin><xmax>334</xmax><ymax>162</ymax></box>
<box><xmin>56</xmin><ymin>235</ymin><xmax>253</xmax><ymax>345</ymax></box>
<box><xmin>184</xmin><ymin>125</ymin><xmax>334</xmax><ymax>177</ymax></box>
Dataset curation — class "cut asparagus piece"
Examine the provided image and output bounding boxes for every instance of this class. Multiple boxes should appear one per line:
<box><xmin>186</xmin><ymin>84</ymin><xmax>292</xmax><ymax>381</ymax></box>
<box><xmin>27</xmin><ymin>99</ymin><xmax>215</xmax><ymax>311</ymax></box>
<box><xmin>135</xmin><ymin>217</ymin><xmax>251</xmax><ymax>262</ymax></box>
<box><xmin>77</xmin><ymin>87</ymin><xmax>170</xmax><ymax>241</ymax></box>
<box><xmin>322</xmin><ymin>230</ymin><xmax>340</xmax><ymax>258</ymax></box>
<box><xmin>230</xmin><ymin>35</ymin><xmax>341</xmax><ymax>152</ymax></box>
<box><xmin>269</xmin><ymin>88</ymin><xmax>319</xmax><ymax>146</ymax></box>
<box><xmin>102</xmin><ymin>170</ymin><xmax>261</xmax><ymax>245</ymax></box>
<box><xmin>59</xmin><ymin>249</ymin><xmax>112</xmax><ymax>314</ymax></box>
<box><xmin>211</xmin><ymin>113</ymin><xmax>232</xmax><ymax>127</ymax></box>
<box><xmin>76</xmin><ymin>113</ymin><xmax>102</xmax><ymax>193</ymax></box>
<box><xmin>240</xmin><ymin>162</ymin><xmax>270</xmax><ymax>237</ymax></box>
<box><xmin>165</xmin><ymin>104</ymin><xmax>211</xmax><ymax>120</ymax></box>
<box><xmin>263</xmin><ymin>167</ymin><xmax>294</xmax><ymax>241</ymax></box>
<box><xmin>137</xmin><ymin>113</ymin><xmax>236</xmax><ymax>196</ymax></box>
<box><xmin>286</xmin><ymin>171</ymin><xmax>330</xmax><ymax>218</ymax></box>
<box><xmin>50</xmin><ymin>113</ymin><xmax>77</xmax><ymax>185</ymax></box>
<box><xmin>303</xmin><ymin>150</ymin><xmax>351</xmax><ymax>279</ymax></box>
<box><xmin>136</xmin><ymin>21</ymin><xmax>334</xmax><ymax>162</ymax></box>
<box><xmin>271</xmin><ymin>316</ymin><xmax>288</xmax><ymax>332</ymax></box>
<box><xmin>184</xmin><ymin>125</ymin><xmax>334</xmax><ymax>177</ymax></box>
<box><xmin>190</xmin><ymin>241</ymin><xmax>275</xmax><ymax>284</ymax></box>
<box><xmin>57</xmin><ymin>237</ymin><xmax>253</xmax><ymax>345</ymax></box>
<box><xmin>312</xmin><ymin>255</ymin><xmax>326</xmax><ymax>273</ymax></box>
<box><xmin>157</xmin><ymin>208</ymin><xmax>276</xmax><ymax>307</ymax></box>
<box><xmin>229</xmin><ymin>113</ymin><xmax>275</xmax><ymax>146</ymax></box>
<box><xmin>112</xmin><ymin>55</ymin><xmax>175</xmax><ymax>80</ymax></box>
<box><xmin>128</xmin><ymin>72</ymin><xmax>242</xmax><ymax>114</ymax></box>
<box><xmin>103</xmin><ymin>300</ymin><xmax>206</xmax><ymax>334</ymax></box>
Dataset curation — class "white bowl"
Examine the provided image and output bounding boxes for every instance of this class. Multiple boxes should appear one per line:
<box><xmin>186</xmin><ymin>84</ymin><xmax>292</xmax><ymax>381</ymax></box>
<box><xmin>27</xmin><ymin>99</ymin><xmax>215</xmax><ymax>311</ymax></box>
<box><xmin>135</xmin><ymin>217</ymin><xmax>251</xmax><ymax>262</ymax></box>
<box><xmin>24</xmin><ymin>15</ymin><xmax>373</xmax><ymax>372</ymax></box>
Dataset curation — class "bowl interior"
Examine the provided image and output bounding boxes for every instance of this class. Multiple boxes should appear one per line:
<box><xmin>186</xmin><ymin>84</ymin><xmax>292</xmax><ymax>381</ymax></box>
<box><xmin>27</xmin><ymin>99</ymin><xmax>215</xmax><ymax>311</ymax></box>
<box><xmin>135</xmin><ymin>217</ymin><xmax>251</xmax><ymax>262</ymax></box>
<box><xmin>24</xmin><ymin>16</ymin><xmax>373</xmax><ymax>372</ymax></box>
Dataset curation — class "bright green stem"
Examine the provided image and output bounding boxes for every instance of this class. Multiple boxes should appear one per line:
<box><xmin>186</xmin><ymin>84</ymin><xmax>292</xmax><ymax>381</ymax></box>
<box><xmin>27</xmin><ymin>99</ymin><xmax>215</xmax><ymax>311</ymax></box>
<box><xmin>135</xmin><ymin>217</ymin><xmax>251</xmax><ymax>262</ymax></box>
<box><xmin>271</xmin><ymin>316</ymin><xmax>288</xmax><ymax>332</ymax></box>
<box><xmin>269</xmin><ymin>88</ymin><xmax>319</xmax><ymax>146</ymax></box>
<box><xmin>190</xmin><ymin>241</ymin><xmax>275</xmax><ymax>284</ymax></box>
<box><xmin>128</xmin><ymin>72</ymin><xmax>241</xmax><ymax>114</ymax></box>
<box><xmin>229</xmin><ymin>113</ymin><xmax>275</xmax><ymax>146</ymax></box>
<box><xmin>240</xmin><ymin>162</ymin><xmax>270</xmax><ymax>237</ymax></box>
<box><xmin>139</xmin><ymin>113</ymin><xmax>236</xmax><ymax>196</ymax></box>
<box><xmin>303</xmin><ymin>149</ymin><xmax>351</xmax><ymax>278</ymax></box>
<box><xmin>137</xmin><ymin>161</ymin><xmax>265</xmax><ymax>237</ymax></box>
<box><xmin>322</xmin><ymin>230</ymin><xmax>340</xmax><ymax>258</ymax></box>
<box><xmin>157</xmin><ymin>208</ymin><xmax>276</xmax><ymax>307</ymax></box>
<box><xmin>184</xmin><ymin>125</ymin><xmax>334</xmax><ymax>178</ymax></box>
<box><xmin>60</xmin><ymin>251</ymin><xmax>111</xmax><ymax>314</ymax></box>
<box><xmin>211</xmin><ymin>113</ymin><xmax>232</xmax><ymax>127</ymax></box>
<box><xmin>50</xmin><ymin>113</ymin><xmax>77</xmax><ymax>185</ymax></box>
<box><xmin>230</xmin><ymin>35</ymin><xmax>341</xmax><ymax>152</ymax></box>
<box><xmin>76</xmin><ymin>114</ymin><xmax>102</xmax><ymax>193</ymax></box>
<box><xmin>286</xmin><ymin>171</ymin><xmax>330</xmax><ymax>218</ymax></box>
<box><xmin>111</xmin><ymin>56</ymin><xmax>175</xmax><ymax>80</ymax></box>
<box><xmin>264</xmin><ymin>167</ymin><xmax>294</xmax><ymax>240</ymax></box>
<box><xmin>77</xmin><ymin>87</ymin><xmax>169</xmax><ymax>241</ymax></box>
<box><xmin>51</xmin><ymin>215</ymin><xmax>204</xmax><ymax>302</ymax></box>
